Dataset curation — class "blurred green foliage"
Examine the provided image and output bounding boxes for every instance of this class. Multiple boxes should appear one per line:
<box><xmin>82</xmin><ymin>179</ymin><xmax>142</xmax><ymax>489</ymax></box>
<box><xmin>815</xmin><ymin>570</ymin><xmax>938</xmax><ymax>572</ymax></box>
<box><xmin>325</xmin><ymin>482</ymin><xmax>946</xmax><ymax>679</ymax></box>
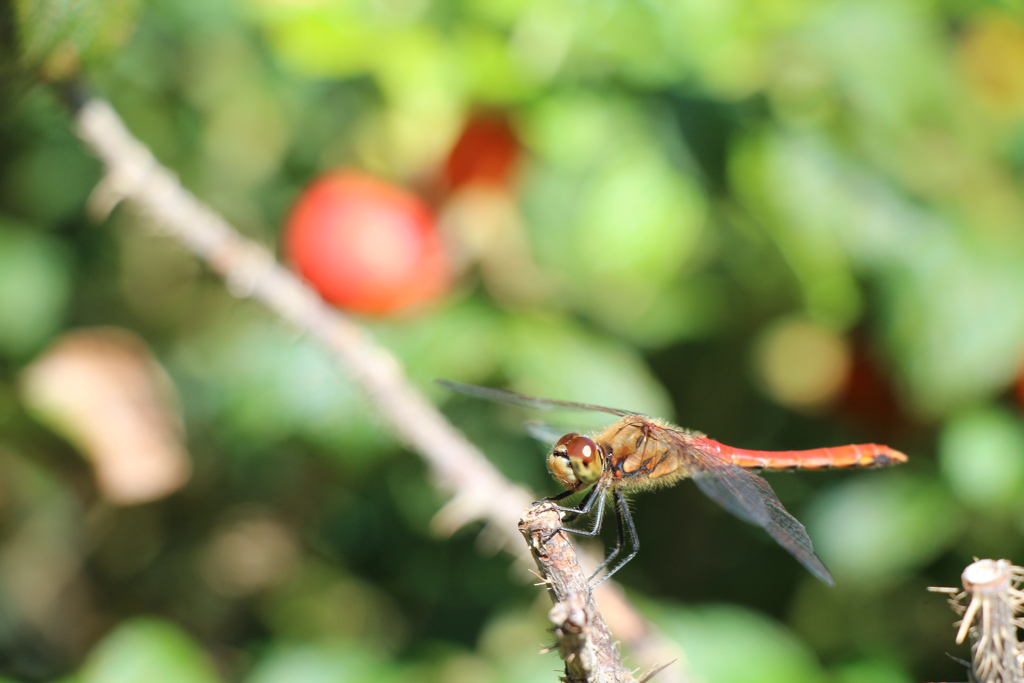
<box><xmin>0</xmin><ymin>222</ymin><xmax>71</xmax><ymax>356</ymax></box>
<box><xmin>14</xmin><ymin>0</ymin><xmax>140</xmax><ymax>77</ymax></box>
<box><xmin>647</xmin><ymin>601</ymin><xmax>830</xmax><ymax>683</ymax></box>
<box><xmin>4</xmin><ymin>0</ymin><xmax>1024</xmax><ymax>681</ymax></box>
<box><xmin>79</xmin><ymin>619</ymin><xmax>222</xmax><ymax>683</ymax></box>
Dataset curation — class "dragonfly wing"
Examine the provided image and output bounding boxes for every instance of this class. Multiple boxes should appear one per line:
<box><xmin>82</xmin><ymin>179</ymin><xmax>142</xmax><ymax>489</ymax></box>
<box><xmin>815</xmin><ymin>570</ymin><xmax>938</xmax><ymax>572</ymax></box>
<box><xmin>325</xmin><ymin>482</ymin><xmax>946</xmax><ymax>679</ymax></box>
<box><xmin>523</xmin><ymin>420</ymin><xmax>565</xmax><ymax>446</ymax></box>
<box><xmin>688</xmin><ymin>456</ymin><xmax>834</xmax><ymax>586</ymax></box>
<box><xmin>437</xmin><ymin>380</ymin><xmax>638</xmax><ymax>417</ymax></box>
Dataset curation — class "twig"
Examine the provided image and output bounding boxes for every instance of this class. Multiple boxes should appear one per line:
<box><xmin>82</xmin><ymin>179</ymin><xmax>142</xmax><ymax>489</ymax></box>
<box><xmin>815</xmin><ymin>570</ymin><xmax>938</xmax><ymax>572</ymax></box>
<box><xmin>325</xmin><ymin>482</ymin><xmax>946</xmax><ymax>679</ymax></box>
<box><xmin>522</xmin><ymin>504</ymin><xmax>636</xmax><ymax>683</ymax></box>
<box><xmin>523</xmin><ymin>505</ymin><xmax>678</xmax><ymax>682</ymax></box>
<box><xmin>71</xmin><ymin>95</ymin><xmax>689</xmax><ymax>682</ymax></box>
<box><xmin>930</xmin><ymin>558</ymin><xmax>1024</xmax><ymax>683</ymax></box>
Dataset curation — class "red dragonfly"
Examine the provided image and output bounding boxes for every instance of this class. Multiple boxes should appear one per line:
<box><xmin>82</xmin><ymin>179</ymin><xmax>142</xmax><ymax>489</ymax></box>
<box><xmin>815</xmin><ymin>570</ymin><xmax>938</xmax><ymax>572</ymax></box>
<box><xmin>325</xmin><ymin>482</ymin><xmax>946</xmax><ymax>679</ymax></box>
<box><xmin>439</xmin><ymin>380</ymin><xmax>907</xmax><ymax>586</ymax></box>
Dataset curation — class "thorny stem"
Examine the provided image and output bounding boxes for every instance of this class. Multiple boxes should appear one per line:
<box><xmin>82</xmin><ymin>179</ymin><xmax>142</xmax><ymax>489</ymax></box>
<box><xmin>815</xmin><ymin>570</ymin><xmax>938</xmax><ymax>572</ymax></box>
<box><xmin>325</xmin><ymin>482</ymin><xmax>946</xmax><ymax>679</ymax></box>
<box><xmin>930</xmin><ymin>559</ymin><xmax>1024</xmax><ymax>683</ymax></box>
<box><xmin>521</xmin><ymin>504</ymin><xmax>674</xmax><ymax>683</ymax></box>
<box><xmin>71</xmin><ymin>95</ymin><xmax>690</xmax><ymax>682</ymax></box>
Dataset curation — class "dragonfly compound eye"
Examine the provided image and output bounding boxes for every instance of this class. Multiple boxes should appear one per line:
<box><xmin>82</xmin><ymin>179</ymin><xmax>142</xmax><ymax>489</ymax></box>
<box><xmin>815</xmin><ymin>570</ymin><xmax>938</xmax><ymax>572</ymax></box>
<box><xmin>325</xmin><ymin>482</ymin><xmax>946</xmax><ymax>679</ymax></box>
<box><xmin>566</xmin><ymin>436</ymin><xmax>602</xmax><ymax>487</ymax></box>
<box><xmin>566</xmin><ymin>436</ymin><xmax>597</xmax><ymax>464</ymax></box>
<box><xmin>554</xmin><ymin>432</ymin><xmax>579</xmax><ymax>449</ymax></box>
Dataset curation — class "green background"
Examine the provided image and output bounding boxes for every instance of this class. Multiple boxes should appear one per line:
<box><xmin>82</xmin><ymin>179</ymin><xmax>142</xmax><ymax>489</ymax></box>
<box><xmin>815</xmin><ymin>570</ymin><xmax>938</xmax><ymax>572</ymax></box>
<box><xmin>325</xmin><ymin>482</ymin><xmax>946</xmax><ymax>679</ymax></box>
<box><xmin>4</xmin><ymin>0</ymin><xmax>1024</xmax><ymax>681</ymax></box>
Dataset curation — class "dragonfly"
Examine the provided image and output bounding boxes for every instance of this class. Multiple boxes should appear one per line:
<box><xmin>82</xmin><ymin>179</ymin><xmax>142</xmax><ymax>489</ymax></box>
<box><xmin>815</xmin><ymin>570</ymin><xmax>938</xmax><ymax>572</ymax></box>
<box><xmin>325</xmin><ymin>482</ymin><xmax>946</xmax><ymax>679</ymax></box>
<box><xmin>438</xmin><ymin>380</ymin><xmax>908</xmax><ymax>586</ymax></box>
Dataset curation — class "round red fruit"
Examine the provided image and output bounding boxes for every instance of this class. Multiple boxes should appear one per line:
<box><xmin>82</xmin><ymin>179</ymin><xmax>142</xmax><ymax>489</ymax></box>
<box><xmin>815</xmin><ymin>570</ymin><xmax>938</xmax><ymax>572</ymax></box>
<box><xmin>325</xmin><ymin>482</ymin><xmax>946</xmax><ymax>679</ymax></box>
<box><xmin>284</xmin><ymin>172</ymin><xmax>450</xmax><ymax>315</ymax></box>
<box><xmin>444</xmin><ymin>113</ymin><xmax>520</xmax><ymax>191</ymax></box>
<box><xmin>1017</xmin><ymin>366</ymin><xmax>1024</xmax><ymax>409</ymax></box>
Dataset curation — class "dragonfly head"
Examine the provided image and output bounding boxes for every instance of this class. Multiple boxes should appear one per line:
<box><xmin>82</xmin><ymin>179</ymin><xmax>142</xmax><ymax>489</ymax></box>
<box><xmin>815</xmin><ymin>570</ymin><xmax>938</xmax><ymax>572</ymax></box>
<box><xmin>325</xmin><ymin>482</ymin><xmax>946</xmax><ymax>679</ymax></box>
<box><xmin>548</xmin><ymin>433</ymin><xmax>604</xmax><ymax>492</ymax></box>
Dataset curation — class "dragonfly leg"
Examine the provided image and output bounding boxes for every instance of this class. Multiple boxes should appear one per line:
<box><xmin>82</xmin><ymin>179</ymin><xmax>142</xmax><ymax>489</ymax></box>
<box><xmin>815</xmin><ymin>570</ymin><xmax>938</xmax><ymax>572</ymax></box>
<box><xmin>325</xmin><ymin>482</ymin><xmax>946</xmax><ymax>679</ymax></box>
<box><xmin>533</xmin><ymin>489</ymin><xmax>576</xmax><ymax>506</ymax></box>
<box><xmin>591</xmin><ymin>490</ymin><xmax>638</xmax><ymax>588</ymax></box>
<box><xmin>588</xmin><ymin>493</ymin><xmax>626</xmax><ymax>581</ymax></box>
<box><xmin>544</xmin><ymin>484</ymin><xmax>603</xmax><ymax>521</ymax></box>
<box><xmin>540</xmin><ymin>484</ymin><xmax>607</xmax><ymax>545</ymax></box>
<box><xmin>555</xmin><ymin>485</ymin><xmax>607</xmax><ymax>536</ymax></box>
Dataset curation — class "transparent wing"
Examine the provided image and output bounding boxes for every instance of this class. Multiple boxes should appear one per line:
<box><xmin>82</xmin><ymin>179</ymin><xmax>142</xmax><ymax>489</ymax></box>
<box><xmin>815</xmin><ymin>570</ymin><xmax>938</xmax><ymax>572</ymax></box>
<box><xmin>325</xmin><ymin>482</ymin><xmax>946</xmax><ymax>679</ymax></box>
<box><xmin>437</xmin><ymin>380</ymin><xmax>637</xmax><ymax>417</ymax></box>
<box><xmin>657</xmin><ymin>427</ymin><xmax>834</xmax><ymax>586</ymax></box>
<box><xmin>523</xmin><ymin>420</ymin><xmax>566</xmax><ymax>445</ymax></box>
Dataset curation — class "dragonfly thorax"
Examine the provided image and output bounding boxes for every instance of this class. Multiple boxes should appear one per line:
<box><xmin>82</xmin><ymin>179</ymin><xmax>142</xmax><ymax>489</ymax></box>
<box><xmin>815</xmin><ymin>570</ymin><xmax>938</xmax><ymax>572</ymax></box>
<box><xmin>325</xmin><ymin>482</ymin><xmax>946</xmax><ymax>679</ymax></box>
<box><xmin>547</xmin><ymin>433</ymin><xmax>605</xmax><ymax>492</ymax></box>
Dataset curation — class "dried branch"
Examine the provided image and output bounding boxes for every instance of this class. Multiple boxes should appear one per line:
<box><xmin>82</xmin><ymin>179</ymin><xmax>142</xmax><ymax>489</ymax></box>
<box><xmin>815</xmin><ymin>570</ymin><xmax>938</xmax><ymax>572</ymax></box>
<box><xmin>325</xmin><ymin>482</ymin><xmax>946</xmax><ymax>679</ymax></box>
<box><xmin>521</xmin><ymin>505</ymin><xmax>680</xmax><ymax>683</ymax></box>
<box><xmin>71</xmin><ymin>94</ymin><xmax>689</xmax><ymax>683</ymax></box>
<box><xmin>930</xmin><ymin>558</ymin><xmax>1024</xmax><ymax>683</ymax></box>
<box><xmin>522</xmin><ymin>504</ymin><xmax>636</xmax><ymax>683</ymax></box>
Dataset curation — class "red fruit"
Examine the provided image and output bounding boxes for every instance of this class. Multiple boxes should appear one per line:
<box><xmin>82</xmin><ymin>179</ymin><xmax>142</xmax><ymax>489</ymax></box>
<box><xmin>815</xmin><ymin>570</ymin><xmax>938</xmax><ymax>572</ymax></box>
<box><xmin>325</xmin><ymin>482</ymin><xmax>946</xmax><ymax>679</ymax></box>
<box><xmin>1017</xmin><ymin>367</ymin><xmax>1024</xmax><ymax>409</ymax></box>
<box><xmin>284</xmin><ymin>172</ymin><xmax>450</xmax><ymax>315</ymax></box>
<box><xmin>444</xmin><ymin>113</ymin><xmax>520</xmax><ymax>191</ymax></box>
<box><xmin>838</xmin><ymin>339</ymin><xmax>905</xmax><ymax>435</ymax></box>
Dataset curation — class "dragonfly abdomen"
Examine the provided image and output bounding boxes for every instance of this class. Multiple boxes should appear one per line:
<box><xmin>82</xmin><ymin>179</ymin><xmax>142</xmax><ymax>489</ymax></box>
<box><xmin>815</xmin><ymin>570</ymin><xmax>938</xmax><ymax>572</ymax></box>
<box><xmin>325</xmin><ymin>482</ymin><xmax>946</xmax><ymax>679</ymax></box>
<box><xmin>713</xmin><ymin>441</ymin><xmax>908</xmax><ymax>471</ymax></box>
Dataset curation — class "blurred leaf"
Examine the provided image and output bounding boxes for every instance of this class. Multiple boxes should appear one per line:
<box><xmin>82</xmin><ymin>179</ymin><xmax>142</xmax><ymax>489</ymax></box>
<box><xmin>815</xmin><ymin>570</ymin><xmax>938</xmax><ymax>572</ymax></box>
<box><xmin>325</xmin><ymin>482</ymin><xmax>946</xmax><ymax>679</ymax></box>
<box><xmin>658</xmin><ymin>0</ymin><xmax>813</xmax><ymax>98</ymax></box>
<box><xmin>250</xmin><ymin>0</ymin><xmax>463</xmax><ymax>114</ymax></box>
<box><xmin>0</xmin><ymin>447</ymin><xmax>83</xmax><ymax>648</ymax></box>
<box><xmin>832</xmin><ymin>657</ymin><xmax>912</xmax><ymax>683</ymax></box>
<box><xmin>645</xmin><ymin>601</ymin><xmax>828</xmax><ymax>683</ymax></box>
<box><xmin>259</xmin><ymin>562</ymin><xmax>406</xmax><ymax>650</ymax></box>
<box><xmin>171</xmin><ymin>307</ymin><xmax>391</xmax><ymax>458</ymax></box>
<box><xmin>251</xmin><ymin>3</ymin><xmax>462</xmax><ymax>175</ymax></box>
<box><xmin>730</xmin><ymin>131</ymin><xmax>865</xmax><ymax>329</ymax></box>
<box><xmin>14</xmin><ymin>0</ymin><xmax>140</xmax><ymax>76</ymax></box>
<box><xmin>523</xmin><ymin>93</ymin><xmax>706</xmax><ymax>341</ymax></box>
<box><xmin>244</xmin><ymin>2</ymin><xmax>374</xmax><ymax>78</ymax></box>
<box><xmin>881</xmin><ymin>248</ymin><xmax>1024</xmax><ymax>417</ymax></box>
<box><xmin>199</xmin><ymin>75</ymin><xmax>290</xmax><ymax>190</ymax></box>
<box><xmin>453</xmin><ymin>25</ymin><xmax>541</xmax><ymax>104</ymax></box>
<box><xmin>574</xmin><ymin>148</ymin><xmax>704</xmax><ymax>286</ymax></box>
<box><xmin>500</xmin><ymin>312</ymin><xmax>673</xmax><ymax>421</ymax></box>
<box><xmin>807</xmin><ymin>474</ymin><xmax>963</xmax><ymax>585</ymax></box>
<box><xmin>476</xmin><ymin>607</ymin><xmax>562</xmax><ymax>683</ymax></box>
<box><xmin>373</xmin><ymin>25</ymin><xmax>458</xmax><ymax>112</ymax></box>
<box><xmin>80</xmin><ymin>618</ymin><xmax>221</xmax><ymax>683</ymax></box>
<box><xmin>598</xmin><ymin>274</ymin><xmax>726</xmax><ymax>347</ymax></box>
<box><xmin>573</xmin><ymin>2</ymin><xmax>676</xmax><ymax>86</ymax></box>
<box><xmin>735</xmin><ymin>130</ymin><xmax>1024</xmax><ymax>415</ymax></box>
<box><xmin>797</xmin><ymin>0</ymin><xmax>950</xmax><ymax>133</ymax></box>
<box><xmin>0</xmin><ymin>221</ymin><xmax>71</xmax><ymax>357</ymax></box>
<box><xmin>939</xmin><ymin>405</ymin><xmax>1024</xmax><ymax>513</ymax></box>
<box><xmin>244</xmin><ymin>643</ymin><xmax>397</xmax><ymax>683</ymax></box>
<box><xmin>523</xmin><ymin>91</ymin><xmax>635</xmax><ymax>170</ymax></box>
<box><xmin>371</xmin><ymin>294</ymin><xmax>504</xmax><ymax>387</ymax></box>
<box><xmin>462</xmin><ymin>0</ymin><xmax>532</xmax><ymax>26</ymax></box>
<box><xmin>395</xmin><ymin>649</ymin><xmax>497</xmax><ymax>683</ymax></box>
<box><xmin>1</xmin><ymin>133</ymin><xmax>99</xmax><ymax>223</ymax></box>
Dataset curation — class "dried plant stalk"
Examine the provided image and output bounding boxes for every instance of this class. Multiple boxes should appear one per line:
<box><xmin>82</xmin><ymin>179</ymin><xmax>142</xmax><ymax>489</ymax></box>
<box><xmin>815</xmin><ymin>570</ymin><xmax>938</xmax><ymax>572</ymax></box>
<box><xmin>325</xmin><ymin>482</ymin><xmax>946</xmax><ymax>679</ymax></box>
<box><xmin>521</xmin><ymin>504</ymin><xmax>638</xmax><ymax>683</ymax></box>
<box><xmin>930</xmin><ymin>559</ymin><xmax>1024</xmax><ymax>683</ymax></box>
